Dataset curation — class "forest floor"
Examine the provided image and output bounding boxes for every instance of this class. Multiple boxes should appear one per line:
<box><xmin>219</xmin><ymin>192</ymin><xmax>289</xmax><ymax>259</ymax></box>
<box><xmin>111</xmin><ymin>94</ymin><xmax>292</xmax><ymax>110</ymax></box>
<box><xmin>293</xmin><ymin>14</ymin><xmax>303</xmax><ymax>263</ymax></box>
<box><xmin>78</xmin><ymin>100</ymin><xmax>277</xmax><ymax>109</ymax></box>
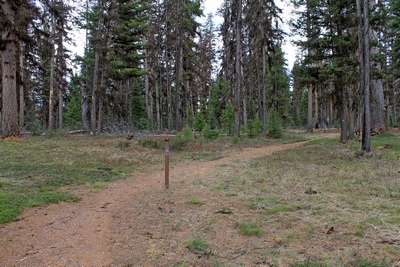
<box><xmin>0</xmin><ymin>131</ymin><xmax>399</xmax><ymax>267</ymax></box>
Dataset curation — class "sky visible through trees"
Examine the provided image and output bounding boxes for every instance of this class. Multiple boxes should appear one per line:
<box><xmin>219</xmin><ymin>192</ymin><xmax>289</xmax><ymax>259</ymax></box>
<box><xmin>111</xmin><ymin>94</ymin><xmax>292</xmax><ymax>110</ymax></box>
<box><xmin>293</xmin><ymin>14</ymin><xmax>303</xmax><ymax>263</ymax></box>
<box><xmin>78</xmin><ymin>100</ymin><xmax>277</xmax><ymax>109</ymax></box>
<box><xmin>70</xmin><ymin>0</ymin><xmax>298</xmax><ymax>73</ymax></box>
<box><xmin>1</xmin><ymin>0</ymin><xmax>398</xmax><ymax>153</ymax></box>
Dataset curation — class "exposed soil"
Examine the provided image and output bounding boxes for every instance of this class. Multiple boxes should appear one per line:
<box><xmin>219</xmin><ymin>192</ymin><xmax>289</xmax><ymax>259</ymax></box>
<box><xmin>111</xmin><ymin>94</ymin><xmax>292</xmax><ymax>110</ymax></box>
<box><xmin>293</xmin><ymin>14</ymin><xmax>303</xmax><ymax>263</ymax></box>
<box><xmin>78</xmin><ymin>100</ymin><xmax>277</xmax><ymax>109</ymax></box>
<box><xmin>0</xmin><ymin>136</ymin><xmax>396</xmax><ymax>266</ymax></box>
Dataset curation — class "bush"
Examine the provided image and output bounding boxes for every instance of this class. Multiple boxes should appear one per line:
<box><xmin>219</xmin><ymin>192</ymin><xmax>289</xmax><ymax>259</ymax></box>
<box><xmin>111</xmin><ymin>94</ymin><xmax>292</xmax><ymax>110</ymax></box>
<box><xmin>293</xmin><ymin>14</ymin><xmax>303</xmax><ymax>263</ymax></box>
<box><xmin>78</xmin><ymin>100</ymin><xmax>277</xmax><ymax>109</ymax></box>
<box><xmin>31</xmin><ymin>121</ymin><xmax>43</xmax><ymax>136</ymax></box>
<box><xmin>267</xmin><ymin>109</ymin><xmax>283</xmax><ymax>138</ymax></box>
<box><xmin>231</xmin><ymin>135</ymin><xmax>240</xmax><ymax>144</ymax></box>
<box><xmin>221</xmin><ymin>103</ymin><xmax>234</xmax><ymax>135</ymax></box>
<box><xmin>247</xmin><ymin>118</ymin><xmax>263</xmax><ymax>138</ymax></box>
<box><xmin>193</xmin><ymin>113</ymin><xmax>207</xmax><ymax>131</ymax></box>
<box><xmin>45</xmin><ymin>129</ymin><xmax>55</xmax><ymax>137</ymax></box>
<box><xmin>171</xmin><ymin>125</ymin><xmax>194</xmax><ymax>150</ymax></box>
<box><xmin>202</xmin><ymin>124</ymin><xmax>219</xmax><ymax>139</ymax></box>
<box><xmin>138</xmin><ymin>138</ymin><xmax>162</xmax><ymax>149</ymax></box>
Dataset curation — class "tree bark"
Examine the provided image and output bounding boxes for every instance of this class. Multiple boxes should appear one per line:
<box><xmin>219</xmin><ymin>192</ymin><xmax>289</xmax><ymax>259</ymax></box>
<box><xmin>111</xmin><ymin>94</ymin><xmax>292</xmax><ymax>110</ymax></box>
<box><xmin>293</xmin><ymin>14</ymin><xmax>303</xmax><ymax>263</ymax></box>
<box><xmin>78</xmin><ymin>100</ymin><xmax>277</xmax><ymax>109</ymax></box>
<box><xmin>57</xmin><ymin>20</ymin><xmax>64</xmax><ymax>129</ymax></box>
<box><xmin>81</xmin><ymin>79</ymin><xmax>90</xmax><ymax>130</ymax></box>
<box><xmin>81</xmin><ymin>0</ymin><xmax>90</xmax><ymax>131</ymax></box>
<box><xmin>144</xmin><ymin>37</ymin><xmax>153</xmax><ymax>122</ymax></box>
<box><xmin>339</xmin><ymin>85</ymin><xmax>348</xmax><ymax>143</ymax></box>
<box><xmin>359</xmin><ymin>0</ymin><xmax>371</xmax><ymax>152</ymax></box>
<box><xmin>234</xmin><ymin>0</ymin><xmax>242</xmax><ymax>137</ymax></box>
<box><xmin>1</xmin><ymin>1</ymin><xmax>20</xmax><ymax>138</ymax></box>
<box><xmin>314</xmin><ymin>88</ymin><xmax>318</xmax><ymax>128</ymax></box>
<box><xmin>48</xmin><ymin>22</ymin><xmax>56</xmax><ymax>130</ymax></box>
<box><xmin>307</xmin><ymin>85</ymin><xmax>313</xmax><ymax>132</ymax></box>
<box><xmin>96</xmin><ymin>68</ymin><xmax>105</xmax><ymax>135</ymax></box>
<box><xmin>156</xmin><ymin>79</ymin><xmax>162</xmax><ymax>131</ymax></box>
<box><xmin>19</xmin><ymin>42</ymin><xmax>24</xmax><ymax>129</ymax></box>
<box><xmin>91</xmin><ymin>0</ymin><xmax>103</xmax><ymax>133</ymax></box>
<box><xmin>262</xmin><ymin>45</ymin><xmax>267</xmax><ymax>132</ymax></box>
<box><xmin>369</xmin><ymin>0</ymin><xmax>386</xmax><ymax>133</ymax></box>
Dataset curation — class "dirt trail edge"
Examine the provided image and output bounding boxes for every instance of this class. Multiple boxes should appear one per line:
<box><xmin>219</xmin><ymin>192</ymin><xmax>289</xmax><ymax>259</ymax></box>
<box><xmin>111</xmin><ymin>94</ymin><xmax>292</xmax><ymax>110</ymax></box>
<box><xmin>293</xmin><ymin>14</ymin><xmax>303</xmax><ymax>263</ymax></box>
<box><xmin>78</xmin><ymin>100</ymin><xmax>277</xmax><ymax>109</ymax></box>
<box><xmin>0</xmin><ymin>139</ymin><xmax>312</xmax><ymax>266</ymax></box>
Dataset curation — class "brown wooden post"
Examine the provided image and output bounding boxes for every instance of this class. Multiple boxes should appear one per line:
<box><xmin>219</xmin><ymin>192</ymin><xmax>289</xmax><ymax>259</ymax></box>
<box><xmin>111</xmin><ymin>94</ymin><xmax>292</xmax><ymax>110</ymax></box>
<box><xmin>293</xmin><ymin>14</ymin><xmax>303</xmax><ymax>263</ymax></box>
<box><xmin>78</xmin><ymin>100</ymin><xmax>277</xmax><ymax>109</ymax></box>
<box><xmin>165</xmin><ymin>138</ymin><xmax>170</xmax><ymax>189</ymax></box>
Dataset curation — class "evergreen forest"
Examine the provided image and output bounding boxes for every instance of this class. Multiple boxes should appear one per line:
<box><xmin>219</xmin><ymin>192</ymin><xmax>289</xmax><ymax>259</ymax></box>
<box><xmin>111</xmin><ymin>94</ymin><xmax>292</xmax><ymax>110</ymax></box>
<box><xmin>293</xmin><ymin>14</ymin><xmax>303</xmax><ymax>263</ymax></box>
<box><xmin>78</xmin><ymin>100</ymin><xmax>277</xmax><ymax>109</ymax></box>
<box><xmin>1</xmin><ymin>0</ymin><xmax>399</xmax><ymax>151</ymax></box>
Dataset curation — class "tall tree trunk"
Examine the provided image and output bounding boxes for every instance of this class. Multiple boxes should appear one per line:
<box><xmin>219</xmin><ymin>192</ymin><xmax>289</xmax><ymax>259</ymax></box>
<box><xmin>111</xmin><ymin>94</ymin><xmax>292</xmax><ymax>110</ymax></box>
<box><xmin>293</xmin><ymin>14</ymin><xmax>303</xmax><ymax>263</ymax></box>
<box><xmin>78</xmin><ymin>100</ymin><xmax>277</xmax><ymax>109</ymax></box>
<box><xmin>234</xmin><ymin>0</ymin><xmax>242</xmax><ymax>137</ymax></box>
<box><xmin>307</xmin><ymin>85</ymin><xmax>313</xmax><ymax>132</ymax></box>
<box><xmin>1</xmin><ymin>1</ymin><xmax>19</xmax><ymax>138</ymax></box>
<box><xmin>58</xmin><ymin>85</ymin><xmax>63</xmax><ymax>129</ymax></box>
<box><xmin>359</xmin><ymin>0</ymin><xmax>371</xmax><ymax>152</ymax></box>
<box><xmin>369</xmin><ymin>0</ymin><xmax>386</xmax><ymax>133</ymax></box>
<box><xmin>81</xmin><ymin>79</ymin><xmax>90</xmax><ymax>130</ymax></box>
<box><xmin>340</xmin><ymin>84</ymin><xmax>348</xmax><ymax>143</ymax></box>
<box><xmin>167</xmin><ymin>57</ymin><xmax>172</xmax><ymax>131</ymax></box>
<box><xmin>96</xmin><ymin>68</ymin><xmax>105</xmax><ymax>134</ymax></box>
<box><xmin>348</xmin><ymin>108</ymin><xmax>355</xmax><ymax>140</ymax></box>
<box><xmin>314</xmin><ymin>88</ymin><xmax>318</xmax><ymax>128</ymax></box>
<box><xmin>19</xmin><ymin>42</ymin><xmax>24</xmax><ymax>129</ymax></box>
<box><xmin>156</xmin><ymin>79</ymin><xmax>162</xmax><ymax>131</ymax></box>
<box><xmin>144</xmin><ymin>37</ymin><xmax>153</xmax><ymax>122</ymax></box>
<box><xmin>393</xmin><ymin>78</ymin><xmax>397</xmax><ymax>127</ymax></box>
<box><xmin>57</xmin><ymin>29</ymin><xmax>64</xmax><ymax>129</ymax></box>
<box><xmin>262</xmin><ymin>45</ymin><xmax>267</xmax><ymax>133</ymax></box>
<box><xmin>91</xmin><ymin>48</ymin><xmax>100</xmax><ymax>133</ymax></box>
<box><xmin>81</xmin><ymin>0</ymin><xmax>90</xmax><ymax>131</ymax></box>
<box><xmin>242</xmin><ymin>97</ymin><xmax>247</xmax><ymax>128</ymax></box>
<box><xmin>48</xmin><ymin>21</ymin><xmax>56</xmax><ymax>131</ymax></box>
<box><xmin>386</xmin><ymin>94</ymin><xmax>390</xmax><ymax>127</ymax></box>
<box><xmin>91</xmin><ymin>0</ymin><xmax>103</xmax><ymax>133</ymax></box>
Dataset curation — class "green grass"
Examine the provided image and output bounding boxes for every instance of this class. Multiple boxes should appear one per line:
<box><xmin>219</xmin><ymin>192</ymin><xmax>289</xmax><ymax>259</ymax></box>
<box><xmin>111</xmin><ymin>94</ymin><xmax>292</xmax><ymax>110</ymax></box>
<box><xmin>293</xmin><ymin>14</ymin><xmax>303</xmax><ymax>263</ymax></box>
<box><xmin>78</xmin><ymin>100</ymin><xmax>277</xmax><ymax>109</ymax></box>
<box><xmin>2</xmin><ymin>131</ymin><xmax>399</xmax><ymax>265</ymax></box>
<box><xmin>236</xmin><ymin>221</ymin><xmax>264</xmax><ymax>236</ymax></box>
<box><xmin>187</xmin><ymin>198</ymin><xmax>205</xmax><ymax>205</ymax></box>
<box><xmin>0</xmin><ymin>192</ymin><xmax>80</xmax><ymax>223</ymax></box>
<box><xmin>291</xmin><ymin>260</ymin><xmax>329</xmax><ymax>267</ymax></box>
<box><xmin>344</xmin><ymin>257</ymin><xmax>392</xmax><ymax>267</ymax></box>
<box><xmin>185</xmin><ymin>236</ymin><xmax>210</xmax><ymax>252</ymax></box>
<box><xmin>0</xmin><ymin>136</ymin><xmax>160</xmax><ymax>223</ymax></box>
<box><xmin>0</xmin><ymin>132</ymin><xmax>317</xmax><ymax>224</ymax></box>
<box><xmin>207</xmin><ymin>131</ymin><xmax>400</xmax><ymax>265</ymax></box>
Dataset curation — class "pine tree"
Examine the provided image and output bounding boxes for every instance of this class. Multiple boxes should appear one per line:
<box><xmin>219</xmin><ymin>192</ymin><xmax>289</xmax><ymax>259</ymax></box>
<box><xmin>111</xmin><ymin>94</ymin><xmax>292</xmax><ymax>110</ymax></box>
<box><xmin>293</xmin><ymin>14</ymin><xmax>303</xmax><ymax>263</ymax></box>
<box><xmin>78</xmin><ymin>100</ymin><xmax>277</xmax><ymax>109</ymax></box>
<box><xmin>1</xmin><ymin>0</ymin><xmax>38</xmax><ymax>138</ymax></box>
<box><xmin>267</xmin><ymin>108</ymin><xmax>283</xmax><ymax>138</ymax></box>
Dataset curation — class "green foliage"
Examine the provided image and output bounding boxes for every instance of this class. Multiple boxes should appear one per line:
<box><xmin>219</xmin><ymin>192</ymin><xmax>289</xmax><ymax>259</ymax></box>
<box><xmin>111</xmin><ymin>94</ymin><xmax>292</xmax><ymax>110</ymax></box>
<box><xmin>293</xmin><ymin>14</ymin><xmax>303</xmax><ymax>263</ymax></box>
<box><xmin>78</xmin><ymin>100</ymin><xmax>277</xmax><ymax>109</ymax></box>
<box><xmin>344</xmin><ymin>258</ymin><xmax>392</xmax><ymax>267</ymax></box>
<box><xmin>221</xmin><ymin>102</ymin><xmax>234</xmax><ymax>135</ymax></box>
<box><xmin>31</xmin><ymin>121</ymin><xmax>43</xmax><ymax>136</ymax></box>
<box><xmin>187</xmin><ymin>198</ymin><xmax>205</xmax><ymax>205</ymax></box>
<box><xmin>171</xmin><ymin>125</ymin><xmax>195</xmax><ymax>150</ymax></box>
<box><xmin>236</xmin><ymin>222</ymin><xmax>264</xmax><ymax>237</ymax></box>
<box><xmin>209</xmin><ymin>77</ymin><xmax>230</xmax><ymax>129</ymax></box>
<box><xmin>56</xmin><ymin>128</ymin><xmax>67</xmax><ymax>136</ymax></box>
<box><xmin>138</xmin><ymin>138</ymin><xmax>162</xmax><ymax>149</ymax></box>
<box><xmin>267</xmin><ymin>109</ymin><xmax>283</xmax><ymax>138</ymax></box>
<box><xmin>247</xmin><ymin>118</ymin><xmax>263</xmax><ymax>138</ymax></box>
<box><xmin>193</xmin><ymin>112</ymin><xmax>207</xmax><ymax>131</ymax></box>
<box><xmin>291</xmin><ymin>261</ymin><xmax>329</xmax><ymax>267</ymax></box>
<box><xmin>64</xmin><ymin>80</ymin><xmax>82</xmax><ymax>129</ymax></box>
<box><xmin>45</xmin><ymin>129</ymin><xmax>56</xmax><ymax>137</ymax></box>
<box><xmin>185</xmin><ymin>236</ymin><xmax>210</xmax><ymax>252</ymax></box>
<box><xmin>299</xmin><ymin>89</ymin><xmax>309</xmax><ymax>126</ymax></box>
<box><xmin>202</xmin><ymin>124</ymin><xmax>219</xmax><ymax>139</ymax></box>
<box><xmin>130</xmin><ymin>80</ymin><xmax>147</xmax><ymax>129</ymax></box>
<box><xmin>266</xmin><ymin>44</ymin><xmax>291</xmax><ymax>124</ymax></box>
<box><xmin>186</xmin><ymin>106</ymin><xmax>195</xmax><ymax>128</ymax></box>
<box><xmin>231</xmin><ymin>135</ymin><xmax>240</xmax><ymax>144</ymax></box>
<box><xmin>0</xmin><ymin>192</ymin><xmax>80</xmax><ymax>223</ymax></box>
<box><xmin>118</xmin><ymin>140</ymin><xmax>130</xmax><ymax>149</ymax></box>
<box><xmin>108</xmin><ymin>0</ymin><xmax>149</xmax><ymax>80</ymax></box>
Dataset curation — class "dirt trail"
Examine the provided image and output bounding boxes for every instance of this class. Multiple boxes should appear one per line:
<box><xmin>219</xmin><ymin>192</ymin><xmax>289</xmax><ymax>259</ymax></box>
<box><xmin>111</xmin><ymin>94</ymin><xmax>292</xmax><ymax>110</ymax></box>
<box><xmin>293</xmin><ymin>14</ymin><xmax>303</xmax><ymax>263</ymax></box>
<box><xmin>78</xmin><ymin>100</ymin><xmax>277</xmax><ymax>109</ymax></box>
<box><xmin>0</xmin><ymin>140</ymin><xmax>311</xmax><ymax>266</ymax></box>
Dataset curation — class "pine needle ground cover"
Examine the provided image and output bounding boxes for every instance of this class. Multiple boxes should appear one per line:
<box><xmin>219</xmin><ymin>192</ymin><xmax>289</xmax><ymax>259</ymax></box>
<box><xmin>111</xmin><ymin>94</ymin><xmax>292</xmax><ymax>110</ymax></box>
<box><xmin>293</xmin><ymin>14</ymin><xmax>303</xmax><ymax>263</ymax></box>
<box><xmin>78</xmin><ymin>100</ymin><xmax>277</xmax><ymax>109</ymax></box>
<box><xmin>0</xmin><ymin>131</ymin><xmax>399</xmax><ymax>266</ymax></box>
<box><xmin>0</xmin><ymin>132</ymin><xmax>310</xmax><ymax>223</ymax></box>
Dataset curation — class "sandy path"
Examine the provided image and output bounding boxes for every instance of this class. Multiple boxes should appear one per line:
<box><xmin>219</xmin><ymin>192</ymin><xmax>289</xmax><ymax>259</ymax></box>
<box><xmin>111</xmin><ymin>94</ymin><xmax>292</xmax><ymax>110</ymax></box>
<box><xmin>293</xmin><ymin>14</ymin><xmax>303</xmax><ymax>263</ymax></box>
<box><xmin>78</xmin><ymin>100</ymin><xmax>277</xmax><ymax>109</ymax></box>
<box><xmin>0</xmin><ymin>141</ymin><xmax>309</xmax><ymax>266</ymax></box>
